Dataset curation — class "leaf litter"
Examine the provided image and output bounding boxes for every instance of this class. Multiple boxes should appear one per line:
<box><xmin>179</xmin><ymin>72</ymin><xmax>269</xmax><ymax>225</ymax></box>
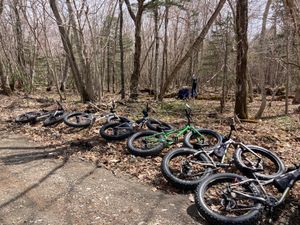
<box><xmin>1</xmin><ymin>91</ymin><xmax>300</xmax><ymax>225</ymax></box>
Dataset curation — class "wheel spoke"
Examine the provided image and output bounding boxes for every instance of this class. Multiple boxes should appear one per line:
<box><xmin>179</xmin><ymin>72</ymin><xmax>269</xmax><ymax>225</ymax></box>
<box><xmin>203</xmin><ymin>177</ymin><xmax>259</xmax><ymax>218</ymax></box>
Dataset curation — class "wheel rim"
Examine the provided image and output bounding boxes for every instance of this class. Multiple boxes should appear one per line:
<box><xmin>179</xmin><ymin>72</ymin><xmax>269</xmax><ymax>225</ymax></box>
<box><xmin>239</xmin><ymin>149</ymin><xmax>280</xmax><ymax>178</ymax></box>
<box><xmin>201</xmin><ymin>176</ymin><xmax>260</xmax><ymax>219</ymax></box>
<box><xmin>167</xmin><ymin>152</ymin><xmax>210</xmax><ymax>182</ymax></box>
<box><xmin>189</xmin><ymin>131</ymin><xmax>220</xmax><ymax>151</ymax></box>
<box><xmin>104</xmin><ymin>123</ymin><xmax>131</xmax><ymax>137</ymax></box>
<box><xmin>132</xmin><ymin>133</ymin><xmax>161</xmax><ymax>151</ymax></box>
<box><xmin>68</xmin><ymin>114</ymin><xmax>91</xmax><ymax>125</ymax></box>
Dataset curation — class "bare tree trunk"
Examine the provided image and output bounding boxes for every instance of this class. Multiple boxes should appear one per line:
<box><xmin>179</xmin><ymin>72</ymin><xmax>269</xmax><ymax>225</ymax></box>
<box><xmin>221</xmin><ymin>19</ymin><xmax>229</xmax><ymax>113</ymax></box>
<box><xmin>187</xmin><ymin>11</ymin><xmax>193</xmax><ymax>79</ymax></box>
<box><xmin>234</xmin><ymin>0</ymin><xmax>249</xmax><ymax>119</ymax></box>
<box><xmin>49</xmin><ymin>0</ymin><xmax>91</xmax><ymax>102</ymax></box>
<box><xmin>173</xmin><ymin>13</ymin><xmax>179</xmax><ymax>58</ymax></box>
<box><xmin>0</xmin><ymin>58</ymin><xmax>11</xmax><ymax>95</ymax></box>
<box><xmin>60</xmin><ymin>56</ymin><xmax>69</xmax><ymax>92</ymax></box>
<box><xmin>154</xmin><ymin>7</ymin><xmax>159</xmax><ymax>100</ymax></box>
<box><xmin>0</xmin><ymin>0</ymin><xmax>11</xmax><ymax>95</ymax></box>
<box><xmin>284</xmin><ymin>37</ymin><xmax>291</xmax><ymax>115</ymax></box>
<box><xmin>125</xmin><ymin>0</ymin><xmax>145</xmax><ymax>99</ymax></box>
<box><xmin>284</xmin><ymin>1</ymin><xmax>292</xmax><ymax>114</ymax></box>
<box><xmin>148</xmin><ymin>46</ymin><xmax>154</xmax><ymax>89</ymax></box>
<box><xmin>285</xmin><ymin>33</ymin><xmax>291</xmax><ymax>114</ymax></box>
<box><xmin>286</xmin><ymin>0</ymin><xmax>300</xmax><ymax>38</ymax></box>
<box><xmin>160</xmin><ymin>4</ymin><xmax>169</xmax><ymax>96</ymax></box>
<box><xmin>66</xmin><ymin>0</ymin><xmax>95</xmax><ymax>100</ymax></box>
<box><xmin>101</xmin><ymin>48</ymin><xmax>105</xmax><ymax>98</ymax></box>
<box><xmin>119</xmin><ymin>0</ymin><xmax>125</xmax><ymax>99</ymax></box>
<box><xmin>112</xmin><ymin>16</ymin><xmax>119</xmax><ymax>94</ymax></box>
<box><xmin>294</xmin><ymin>38</ymin><xmax>300</xmax><ymax>104</ymax></box>
<box><xmin>13</xmin><ymin>0</ymin><xmax>27</xmax><ymax>88</ymax></box>
<box><xmin>248</xmin><ymin>74</ymin><xmax>253</xmax><ymax>102</ymax></box>
<box><xmin>286</xmin><ymin>0</ymin><xmax>300</xmax><ymax>104</ymax></box>
<box><xmin>255</xmin><ymin>0</ymin><xmax>272</xmax><ymax>119</ymax></box>
<box><xmin>107</xmin><ymin>41</ymin><xmax>111</xmax><ymax>92</ymax></box>
<box><xmin>158</xmin><ymin>0</ymin><xmax>227</xmax><ymax>100</ymax></box>
<box><xmin>13</xmin><ymin>0</ymin><xmax>24</xmax><ymax>68</ymax></box>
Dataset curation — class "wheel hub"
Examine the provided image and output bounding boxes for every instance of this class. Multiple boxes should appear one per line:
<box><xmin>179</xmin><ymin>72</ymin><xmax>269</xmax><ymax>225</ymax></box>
<box><xmin>181</xmin><ymin>160</ymin><xmax>192</xmax><ymax>175</ymax></box>
<box><xmin>221</xmin><ymin>196</ymin><xmax>237</xmax><ymax>210</ymax></box>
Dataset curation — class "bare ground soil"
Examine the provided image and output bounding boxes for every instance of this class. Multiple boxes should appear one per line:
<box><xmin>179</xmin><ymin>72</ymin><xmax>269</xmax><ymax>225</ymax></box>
<box><xmin>0</xmin><ymin>90</ymin><xmax>300</xmax><ymax>225</ymax></box>
<box><xmin>0</xmin><ymin>134</ymin><xmax>203</xmax><ymax>225</ymax></box>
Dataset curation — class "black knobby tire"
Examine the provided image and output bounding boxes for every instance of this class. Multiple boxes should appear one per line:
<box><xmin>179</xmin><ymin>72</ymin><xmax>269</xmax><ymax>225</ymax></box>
<box><xmin>15</xmin><ymin>111</ymin><xmax>40</xmax><ymax>123</ymax></box>
<box><xmin>146</xmin><ymin>119</ymin><xmax>173</xmax><ymax>131</ymax></box>
<box><xmin>64</xmin><ymin>112</ymin><xmax>93</xmax><ymax>128</ymax></box>
<box><xmin>100</xmin><ymin>122</ymin><xmax>134</xmax><ymax>141</ymax></box>
<box><xmin>107</xmin><ymin>116</ymin><xmax>131</xmax><ymax>123</ymax></box>
<box><xmin>195</xmin><ymin>173</ymin><xmax>263</xmax><ymax>225</ymax></box>
<box><xmin>43</xmin><ymin>111</ymin><xmax>66</xmax><ymax>127</ymax></box>
<box><xmin>161</xmin><ymin>148</ymin><xmax>213</xmax><ymax>190</ymax></box>
<box><xmin>184</xmin><ymin>129</ymin><xmax>222</xmax><ymax>151</ymax></box>
<box><xmin>234</xmin><ymin>145</ymin><xmax>285</xmax><ymax>180</ymax></box>
<box><xmin>127</xmin><ymin>130</ymin><xmax>164</xmax><ymax>157</ymax></box>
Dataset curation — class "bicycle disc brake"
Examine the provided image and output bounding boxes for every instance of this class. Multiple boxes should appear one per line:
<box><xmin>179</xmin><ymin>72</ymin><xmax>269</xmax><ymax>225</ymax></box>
<box><xmin>181</xmin><ymin>160</ymin><xmax>193</xmax><ymax>176</ymax></box>
<box><xmin>220</xmin><ymin>187</ymin><xmax>237</xmax><ymax>211</ymax></box>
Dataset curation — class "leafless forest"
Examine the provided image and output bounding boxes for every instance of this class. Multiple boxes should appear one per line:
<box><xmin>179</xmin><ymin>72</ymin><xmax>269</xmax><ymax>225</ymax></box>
<box><xmin>1</xmin><ymin>1</ymin><xmax>300</xmax><ymax>224</ymax></box>
<box><xmin>0</xmin><ymin>0</ymin><xmax>300</xmax><ymax>119</ymax></box>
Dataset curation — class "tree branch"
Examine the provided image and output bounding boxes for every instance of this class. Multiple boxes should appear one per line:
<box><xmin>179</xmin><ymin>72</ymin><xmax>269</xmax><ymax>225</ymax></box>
<box><xmin>158</xmin><ymin>0</ymin><xmax>227</xmax><ymax>100</ymax></box>
<box><xmin>124</xmin><ymin>0</ymin><xmax>136</xmax><ymax>21</ymax></box>
<box><xmin>143</xmin><ymin>0</ymin><xmax>158</xmax><ymax>9</ymax></box>
<box><xmin>227</xmin><ymin>0</ymin><xmax>236</xmax><ymax>32</ymax></box>
<box><xmin>281</xmin><ymin>59</ymin><xmax>300</xmax><ymax>69</ymax></box>
<box><xmin>0</xmin><ymin>0</ymin><xmax>3</xmax><ymax>15</ymax></box>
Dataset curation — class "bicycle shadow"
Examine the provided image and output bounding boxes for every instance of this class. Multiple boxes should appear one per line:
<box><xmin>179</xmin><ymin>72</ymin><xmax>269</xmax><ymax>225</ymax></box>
<box><xmin>186</xmin><ymin>204</ymin><xmax>208</xmax><ymax>225</ymax></box>
<box><xmin>0</xmin><ymin>136</ymin><xmax>100</xmax><ymax>165</ymax></box>
<box><xmin>0</xmin><ymin>137</ymin><xmax>101</xmax><ymax>215</ymax></box>
<box><xmin>271</xmin><ymin>197</ymin><xmax>300</xmax><ymax>225</ymax></box>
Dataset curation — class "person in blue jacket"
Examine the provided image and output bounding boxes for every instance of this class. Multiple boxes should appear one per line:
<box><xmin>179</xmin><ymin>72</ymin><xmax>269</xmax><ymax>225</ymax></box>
<box><xmin>191</xmin><ymin>74</ymin><xmax>197</xmax><ymax>98</ymax></box>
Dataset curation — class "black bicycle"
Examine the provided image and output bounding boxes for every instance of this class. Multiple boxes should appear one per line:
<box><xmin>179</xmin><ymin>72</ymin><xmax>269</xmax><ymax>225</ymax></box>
<box><xmin>15</xmin><ymin>101</ymin><xmax>66</xmax><ymax>127</ymax></box>
<box><xmin>63</xmin><ymin>101</ymin><xmax>128</xmax><ymax>129</ymax></box>
<box><xmin>161</xmin><ymin>121</ymin><xmax>285</xmax><ymax>190</ymax></box>
<box><xmin>104</xmin><ymin>100</ymin><xmax>129</xmax><ymax>123</ymax></box>
<box><xmin>194</xmin><ymin>161</ymin><xmax>300</xmax><ymax>225</ymax></box>
<box><xmin>100</xmin><ymin>104</ymin><xmax>173</xmax><ymax>141</ymax></box>
<box><xmin>63</xmin><ymin>111</ymin><xmax>95</xmax><ymax>128</ymax></box>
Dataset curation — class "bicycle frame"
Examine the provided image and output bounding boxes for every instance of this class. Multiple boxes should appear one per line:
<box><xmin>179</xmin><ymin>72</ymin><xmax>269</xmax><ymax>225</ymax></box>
<box><xmin>183</xmin><ymin>139</ymin><xmax>265</xmax><ymax>175</ymax></box>
<box><xmin>228</xmin><ymin>175</ymin><xmax>291</xmax><ymax>208</ymax></box>
<box><xmin>143</xmin><ymin>124</ymin><xmax>204</xmax><ymax>147</ymax></box>
<box><xmin>225</xmin><ymin>165</ymin><xmax>300</xmax><ymax>210</ymax></box>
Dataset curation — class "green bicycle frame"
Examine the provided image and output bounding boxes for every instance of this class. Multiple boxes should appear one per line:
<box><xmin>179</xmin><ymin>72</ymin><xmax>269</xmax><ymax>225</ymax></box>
<box><xmin>143</xmin><ymin>124</ymin><xmax>205</xmax><ymax>147</ymax></box>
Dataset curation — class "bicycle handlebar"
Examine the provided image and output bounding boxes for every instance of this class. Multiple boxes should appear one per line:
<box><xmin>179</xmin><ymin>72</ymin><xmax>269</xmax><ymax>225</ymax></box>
<box><xmin>142</xmin><ymin>103</ymin><xmax>150</xmax><ymax>117</ymax></box>
<box><xmin>56</xmin><ymin>101</ymin><xmax>64</xmax><ymax>111</ymax></box>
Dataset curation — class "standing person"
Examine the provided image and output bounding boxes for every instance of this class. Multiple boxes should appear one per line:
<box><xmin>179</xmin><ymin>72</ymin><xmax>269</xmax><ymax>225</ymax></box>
<box><xmin>191</xmin><ymin>74</ymin><xmax>198</xmax><ymax>98</ymax></box>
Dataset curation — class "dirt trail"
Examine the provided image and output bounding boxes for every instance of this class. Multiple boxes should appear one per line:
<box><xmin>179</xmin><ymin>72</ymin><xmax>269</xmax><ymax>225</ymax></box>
<box><xmin>0</xmin><ymin>131</ymin><xmax>202</xmax><ymax>225</ymax></box>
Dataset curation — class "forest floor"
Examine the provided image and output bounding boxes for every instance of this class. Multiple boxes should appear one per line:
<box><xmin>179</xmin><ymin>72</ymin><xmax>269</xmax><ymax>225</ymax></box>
<box><xmin>0</xmin><ymin>90</ymin><xmax>300</xmax><ymax>225</ymax></box>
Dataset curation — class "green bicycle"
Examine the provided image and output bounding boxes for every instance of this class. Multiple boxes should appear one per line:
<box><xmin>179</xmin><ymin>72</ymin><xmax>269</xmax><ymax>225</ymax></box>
<box><xmin>127</xmin><ymin>105</ymin><xmax>223</xmax><ymax>157</ymax></box>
